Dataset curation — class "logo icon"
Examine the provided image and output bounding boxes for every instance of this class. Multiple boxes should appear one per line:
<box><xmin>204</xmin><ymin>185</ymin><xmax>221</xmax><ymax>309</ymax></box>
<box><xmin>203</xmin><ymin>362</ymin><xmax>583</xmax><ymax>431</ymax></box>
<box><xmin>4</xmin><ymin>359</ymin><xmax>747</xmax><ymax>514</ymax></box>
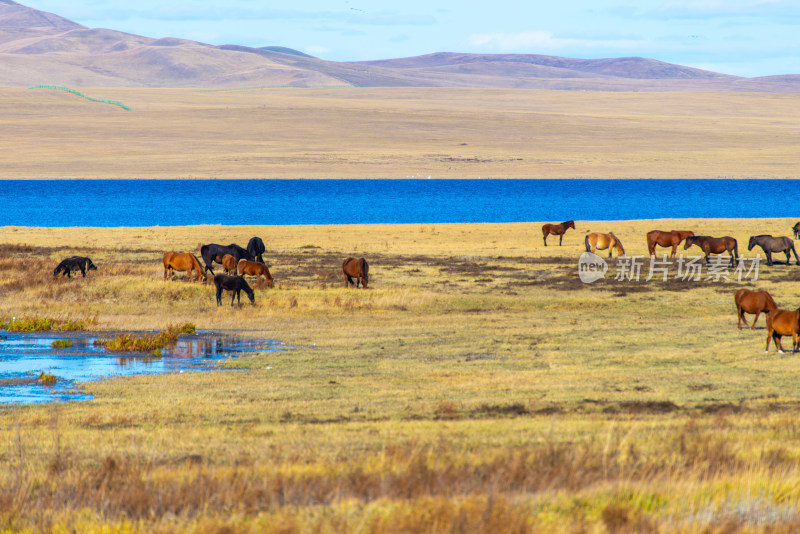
<box><xmin>578</xmin><ymin>252</ymin><xmax>608</xmax><ymax>283</ymax></box>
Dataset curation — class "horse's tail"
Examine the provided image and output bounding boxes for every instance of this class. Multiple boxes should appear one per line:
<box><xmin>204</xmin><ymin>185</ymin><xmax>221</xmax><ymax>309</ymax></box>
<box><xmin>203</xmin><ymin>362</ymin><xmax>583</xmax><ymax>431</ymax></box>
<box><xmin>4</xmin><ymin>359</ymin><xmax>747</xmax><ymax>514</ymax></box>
<box><xmin>584</xmin><ymin>234</ymin><xmax>591</xmax><ymax>253</ymax></box>
<box><xmin>733</xmin><ymin>240</ymin><xmax>739</xmax><ymax>260</ymax></box>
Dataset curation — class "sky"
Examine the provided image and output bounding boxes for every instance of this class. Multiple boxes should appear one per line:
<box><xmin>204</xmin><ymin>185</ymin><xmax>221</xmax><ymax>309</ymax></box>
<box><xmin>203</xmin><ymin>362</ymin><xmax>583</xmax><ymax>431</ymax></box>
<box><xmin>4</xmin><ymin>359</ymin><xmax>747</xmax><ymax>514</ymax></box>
<box><xmin>20</xmin><ymin>0</ymin><xmax>800</xmax><ymax>77</ymax></box>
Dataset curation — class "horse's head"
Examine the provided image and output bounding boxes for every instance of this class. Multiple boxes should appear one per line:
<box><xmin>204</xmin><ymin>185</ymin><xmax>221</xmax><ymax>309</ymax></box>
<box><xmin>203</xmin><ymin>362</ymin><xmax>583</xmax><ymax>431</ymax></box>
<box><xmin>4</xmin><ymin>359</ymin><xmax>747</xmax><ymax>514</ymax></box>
<box><xmin>566</xmin><ymin>220</ymin><xmax>575</xmax><ymax>229</ymax></box>
<box><xmin>87</xmin><ymin>260</ymin><xmax>97</xmax><ymax>271</ymax></box>
<box><xmin>684</xmin><ymin>236</ymin><xmax>697</xmax><ymax>249</ymax></box>
<box><xmin>748</xmin><ymin>236</ymin><xmax>757</xmax><ymax>251</ymax></box>
<box><xmin>246</xmin><ymin>289</ymin><xmax>255</xmax><ymax>305</ymax></box>
<box><xmin>52</xmin><ymin>266</ymin><xmax>60</xmax><ymax>276</ymax></box>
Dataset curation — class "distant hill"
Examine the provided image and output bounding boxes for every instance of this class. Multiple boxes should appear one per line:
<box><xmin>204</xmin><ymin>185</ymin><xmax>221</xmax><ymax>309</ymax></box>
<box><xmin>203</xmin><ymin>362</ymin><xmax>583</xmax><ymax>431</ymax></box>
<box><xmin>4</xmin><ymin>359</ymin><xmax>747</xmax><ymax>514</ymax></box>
<box><xmin>1</xmin><ymin>0</ymin><xmax>798</xmax><ymax>91</ymax></box>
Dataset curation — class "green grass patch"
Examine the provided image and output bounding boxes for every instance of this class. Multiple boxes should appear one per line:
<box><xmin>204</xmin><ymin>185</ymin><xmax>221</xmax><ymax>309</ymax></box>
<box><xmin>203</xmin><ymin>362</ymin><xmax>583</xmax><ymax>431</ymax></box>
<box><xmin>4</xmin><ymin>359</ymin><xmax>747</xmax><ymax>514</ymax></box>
<box><xmin>36</xmin><ymin>371</ymin><xmax>57</xmax><ymax>385</ymax></box>
<box><xmin>95</xmin><ymin>323</ymin><xmax>195</xmax><ymax>352</ymax></box>
<box><xmin>50</xmin><ymin>339</ymin><xmax>72</xmax><ymax>349</ymax></box>
<box><xmin>1</xmin><ymin>317</ymin><xmax>86</xmax><ymax>332</ymax></box>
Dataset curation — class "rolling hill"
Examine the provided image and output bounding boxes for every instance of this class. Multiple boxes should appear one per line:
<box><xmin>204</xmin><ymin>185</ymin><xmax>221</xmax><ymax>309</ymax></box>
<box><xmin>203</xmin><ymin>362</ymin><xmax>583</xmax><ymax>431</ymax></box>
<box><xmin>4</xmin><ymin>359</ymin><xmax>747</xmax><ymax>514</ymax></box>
<box><xmin>1</xmin><ymin>0</ymin><xmax>798</xmax><ymax>91</ymax></box>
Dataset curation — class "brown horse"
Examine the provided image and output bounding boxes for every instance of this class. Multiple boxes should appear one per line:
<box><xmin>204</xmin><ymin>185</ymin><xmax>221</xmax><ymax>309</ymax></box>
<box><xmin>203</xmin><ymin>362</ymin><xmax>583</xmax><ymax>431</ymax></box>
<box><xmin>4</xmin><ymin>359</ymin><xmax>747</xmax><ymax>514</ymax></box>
<box><xmin>222</xmin><ymin>254</ymin><xmax>237</xmax><ymax>274</ymax></box>
<box><xmin>585</xmin><ymin>232</ymin><xmax>625</xmax><ymax>258</ymax></box>
<box><xmin>684</xmin><ymin>235</ymin><xmax>738</xmax><ymax>266</ymax></box>
<box><xmin>647</xmin><ymin>230</ymin><xmax>694</xmax><ymax>257</ymax></box>
<box><xmin>237</xmin><ymin>259</ymin><xmax>274</xmax><ymax>287</ymax></box>
<box><xmin>765</xmin><ymin>308</ymin><xmax>800</xmax><ymax>353</ymax></box>
<box><xmin>163</xmin><ymin>252</ymin><xmax>205</xmax><ymax>282</ymax></box>
<box><xmin>735</xmin><ymin>289</ymin><xmax>778</xmax><ymax>330</ymax></box>
<box><xmin>747</xmin><ymin>235</ymin><xmax>800</xmax><ymax>266</ymax></box>
<box><xmin>542</xmin><ymin>220</ymin><xmax>575</xmax><ymax>246</ymax></box>
<box><xmin>793</xmin><ymin>222</ymin><xmax>800</xmax><ymax>240</ymax></box>
<box><xmin>343</xmin><ymin>257</ymin><xmax>369</xmax><ymax>288</ymax></box>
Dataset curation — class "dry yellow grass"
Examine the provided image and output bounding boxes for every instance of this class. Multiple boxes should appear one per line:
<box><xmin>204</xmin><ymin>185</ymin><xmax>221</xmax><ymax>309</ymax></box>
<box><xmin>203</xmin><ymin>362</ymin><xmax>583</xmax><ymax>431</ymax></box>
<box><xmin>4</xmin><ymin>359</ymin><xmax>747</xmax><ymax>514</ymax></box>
<box><xmin>2</xmin><ymin>220</ymin><xmax>800</xmax><ymax>532</ymax></box>
<box><xmin>3</xmin><ymin>86</ymin><xmax>800</xmax><ymax>179</ymax></box>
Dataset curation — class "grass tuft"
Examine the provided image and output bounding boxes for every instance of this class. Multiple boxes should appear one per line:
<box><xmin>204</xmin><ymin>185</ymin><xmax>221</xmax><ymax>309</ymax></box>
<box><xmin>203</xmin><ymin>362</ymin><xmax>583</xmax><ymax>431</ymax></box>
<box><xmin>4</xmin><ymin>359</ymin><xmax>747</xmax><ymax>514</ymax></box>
<box><xmin>96</xmin><ymin>323</ymin><xmax>196</xmax><ymax>352</ymax></box>
<box><xmin>50</xmin><ymin>340</ymin><xmax>72</xmax><ymax>349</ymax></box>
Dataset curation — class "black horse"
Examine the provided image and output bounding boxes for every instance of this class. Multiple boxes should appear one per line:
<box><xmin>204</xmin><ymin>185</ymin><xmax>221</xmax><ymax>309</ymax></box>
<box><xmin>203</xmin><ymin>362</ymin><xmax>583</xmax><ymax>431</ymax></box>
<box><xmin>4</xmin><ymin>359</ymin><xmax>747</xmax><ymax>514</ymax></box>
<box><xmin>214</xmin><ymin>274</ymin><xmax>255</xmax><ymax>306</ymax></box>
<box><xmin>748</xmin><ymin>235</ymin><xmax>800</xmax><ymax>266</ymax></box>
<box><xmin>247</xmin><ymin>237</ymin><xmax>266</xmax><ymax>264</ymax></box>
<box><xmin>200</xmin><ymin>243</ymin><xmax>250</xmax><ymax>275</ymax></box>
<box><xmin>53</xmin><ymin>256</ymin><xmax>97</xmax><ymax>278</ymax></box>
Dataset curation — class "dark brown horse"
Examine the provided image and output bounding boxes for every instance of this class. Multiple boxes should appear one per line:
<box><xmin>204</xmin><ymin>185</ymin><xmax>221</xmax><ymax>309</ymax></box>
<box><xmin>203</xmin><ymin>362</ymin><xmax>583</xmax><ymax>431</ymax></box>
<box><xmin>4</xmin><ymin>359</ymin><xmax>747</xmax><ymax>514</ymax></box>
<box><xmin>53</xmin><ymin>256</ymin><xmax>97</xmax><ymax>278</ymax></box>
<box><xmin>793</xmin><ymin>222</ymin><xmax>800</xmax><ymax>240</ymax></box>
<box><xmin>646</xmin><ymin>230</ymin><xmax>694</xmax><ymax>257</ymax></box>
<box><xmin>735</xmin><ymin>289</ymin><xmax>777</xmax><ymax>330</ymax></box>
<box><xmin>747</xmin><ymin>235</ymin><xmax>800</xmax><ymax>266</ymax></box>
<box><xmin>237</xmin><ymin>259</ymin><xmax>274</xmax><ymax>287</ymax></box>
<box><xmin>343</xmin><ymin>257</ymin><xmax>369</xmax><ymax>288</ymax></box>
<box><xmin>765</xmin><ymin>308</ymin><xmax>800</xmax><ymax>353</ymax></box>
<box><xmin>541</xmin><ymin>220</ymin><xmax>575</xmax><ymax>246</ymax></box>
<box><xmin>684</xmin><ymin>235</ymin><xmax>738</xmax><ymax>266</ymax></box>
<box><xmin>213</xmin><ymin>274</ymin><xmax>255</xmax><ymax>306</ymax></box>
<box><xmin>163</xmin><ymin>252</ymin><xmax>205</xmax><ymax>282</ymax></box>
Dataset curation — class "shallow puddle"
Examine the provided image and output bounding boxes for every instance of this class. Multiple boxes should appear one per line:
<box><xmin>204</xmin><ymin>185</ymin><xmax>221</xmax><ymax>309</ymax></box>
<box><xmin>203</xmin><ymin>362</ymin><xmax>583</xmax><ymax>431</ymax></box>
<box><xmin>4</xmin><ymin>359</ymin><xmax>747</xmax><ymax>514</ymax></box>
<box><xmin>0</xmin><ymin>330</ymin><xmax>281</xmax><ymax>405</ymax></box>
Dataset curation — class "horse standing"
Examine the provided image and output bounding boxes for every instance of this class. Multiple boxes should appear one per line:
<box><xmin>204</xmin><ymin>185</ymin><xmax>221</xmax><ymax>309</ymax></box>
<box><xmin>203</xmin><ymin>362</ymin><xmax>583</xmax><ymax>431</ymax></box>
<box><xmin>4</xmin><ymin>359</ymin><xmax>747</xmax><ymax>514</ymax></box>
<box><xmin>237</xmin><ymin>259</ymin><xmax>274</xmax><ymax>287</ymax></box>
<box><xmin>747</xmin><ymin>235</ymin><xmax>800</xmax><ymax>266</ymax></box>
<box><xmin>213</xmin><ymin>274</ymin><xmax>255</xmax><ymax>306</ymax></box>
<box><xmin>734</xmin><ymin>289</ymin><xmax>777</xmax><ymax>330</ymax></box>
<box><xmin>222</xmin><ymin>254</ymin><xmax>237</xmax><ymax>274</ymax></box>
<box><xmin>793</xmin><ymin>222</ymin><xmax>800</xmax><ymax>240</ymax></box>
<box><xmin>684</xmin><ymin>235</ymin><xmax>738</xmax><ymax>267</ymax></box>
<box><xmin>646</xmin><ymin>230</ymin><xmax>694</xmax><ymax>257</ymax></box>
<box><xmin>541</xmin><ymin>220</ymin><xmax>575</xmax><ymax>246</ymax></box>
<box><xmin>53</xmin><ymin>256</ymin><xmax>97</xmax><ymax>278</ymax></box>
<box><xmin>163</xmin><ymin>252</ymin><xmax>205</xmax><ymax>282</ymax></box>
<box><xmin>200</xmin><ymin>243</ymin><xmax>250</xmax><ymax>275</ymax></box>
<box><xmin>585</xmin><ymin>232</ymin><xmax>625</xmax><ymax>257</ymax></box>
<box><xmin>247</xmin><ymin>237</ymin><xmax>266</xmax><ymax>264</ymax></box>
<box><xmin>343</xmin><ymin>257</ymin><xmax>369</xmax><ymax>288</ymax></box>
<box><xmin>765</xmin><ymin>308</ymin><xmax>800</xmax><ymax>353</ymax></box>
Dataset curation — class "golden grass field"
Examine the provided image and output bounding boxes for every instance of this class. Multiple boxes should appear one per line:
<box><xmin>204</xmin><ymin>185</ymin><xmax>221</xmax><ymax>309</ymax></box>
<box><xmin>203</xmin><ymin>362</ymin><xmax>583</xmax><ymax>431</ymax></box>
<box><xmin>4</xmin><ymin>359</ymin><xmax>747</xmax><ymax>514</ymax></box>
<box><xmin>3</xmin><ymin>86</ymin><xmax>800</xmax><ymax>179</ymax></box>
<box><xmin>3</xmin><ymin>219</ymin><xmax>800</xmax><ymax>532</ymax></box>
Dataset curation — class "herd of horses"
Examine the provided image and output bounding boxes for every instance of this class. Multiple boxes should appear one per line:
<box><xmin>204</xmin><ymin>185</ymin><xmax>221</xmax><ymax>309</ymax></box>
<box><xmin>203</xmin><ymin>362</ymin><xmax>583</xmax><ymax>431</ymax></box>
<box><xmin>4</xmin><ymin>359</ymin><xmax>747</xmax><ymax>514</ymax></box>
<box><xmin>53</xmin><ymin>236</ymin><xmax>370</xmax><ymax>307</ymax></box>
<box><xmin>546</xmin><ymin>219</ymin><xmax>800</xmax><ymax>353</ymax></box>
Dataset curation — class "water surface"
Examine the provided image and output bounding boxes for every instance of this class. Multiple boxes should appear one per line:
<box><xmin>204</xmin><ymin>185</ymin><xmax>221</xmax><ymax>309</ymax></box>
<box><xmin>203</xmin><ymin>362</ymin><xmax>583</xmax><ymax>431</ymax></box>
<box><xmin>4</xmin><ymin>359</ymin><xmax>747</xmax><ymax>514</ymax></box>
<box><xmin>0</xmin><ymin>330</ymin><xmax>280</xmax><ymax>405</ymax></box>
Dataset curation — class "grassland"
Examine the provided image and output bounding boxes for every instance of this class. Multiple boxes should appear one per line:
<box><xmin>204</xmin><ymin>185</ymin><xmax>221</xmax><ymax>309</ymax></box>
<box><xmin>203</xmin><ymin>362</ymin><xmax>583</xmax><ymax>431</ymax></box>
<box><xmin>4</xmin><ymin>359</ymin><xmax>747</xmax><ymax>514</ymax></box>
<box><xmin>3</xmin><ymin>86</ymin><xmax>800</xmax><ymax>179</ymax></box>
<box><xmin>2</xmin><ymin>219</ymin><xmax>800</xmax><ymax>532</ymax></box>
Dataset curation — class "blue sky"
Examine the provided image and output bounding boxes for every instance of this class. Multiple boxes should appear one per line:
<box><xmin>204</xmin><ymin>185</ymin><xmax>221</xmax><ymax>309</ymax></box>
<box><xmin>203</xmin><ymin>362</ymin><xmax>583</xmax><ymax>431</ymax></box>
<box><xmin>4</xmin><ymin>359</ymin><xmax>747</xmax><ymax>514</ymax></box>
<box><xmin>21</xmin><ymin>0</ymin><xmax>800</xmax><ymax>77</ymax></box>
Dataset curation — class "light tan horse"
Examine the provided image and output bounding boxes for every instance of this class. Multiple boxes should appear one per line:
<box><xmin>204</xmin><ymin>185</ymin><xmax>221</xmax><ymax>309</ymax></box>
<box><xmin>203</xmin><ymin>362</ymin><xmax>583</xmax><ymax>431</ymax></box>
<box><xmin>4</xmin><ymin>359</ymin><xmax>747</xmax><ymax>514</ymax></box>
<box><xmin>222</xmin><ymin>254</ymin><xmax>237</xmax><ymax>274</ymax></box>
<box><xmin>163</xmin><ymin>252</ymin><xmax>206</xmax><ymax>282</ymax></box>
<box><xmin>585</xmin><ymin>232</ymin><xmax>625</xmax><ymax>258</ymax></box>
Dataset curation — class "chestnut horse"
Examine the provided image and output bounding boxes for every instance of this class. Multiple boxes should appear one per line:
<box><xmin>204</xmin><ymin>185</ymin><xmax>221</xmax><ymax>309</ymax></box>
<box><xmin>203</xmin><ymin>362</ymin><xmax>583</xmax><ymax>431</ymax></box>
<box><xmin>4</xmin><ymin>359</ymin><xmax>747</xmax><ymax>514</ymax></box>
<box><xmin>237</xmin><ymin>259</ymin><xmax>274</xmax><ymax>287</ymax></box>
<box><xmin>343</xmin><ymin>257</ymin><xmax>369</xmax><ymax>288</ymax></box>
<box><xmin>684</xmin><ymin>235</ymin><xmax>738</xmax><ymax>266</ymax></box>
<box><xmin>735</xmin><ymin>289</ymin><xmax>777</xmax><ymax>330</ymax></box>
<box><xmin>222</xmin><ymin>254</ymin><xmax>237</xmax><ymax>274</ymax></box>
<box><xmin>163</xmin><ymin>252</ymin><xmax>205</xmax><ymax>282</ymax></box>
<box><xmin>585</xmin><ymin>232</ymin><xmax>625</xmax><ymax>258</ymax></box>
<box><xmin>765</xmin><ymin>308</ymin><xmax>800</xmax><ymax>353</ymax></box>
<box><xmin>647</xmin><ymin>230</ymin><xmax>694</xmax><ymax>257</ymax></box>
<box><xmin>542</xmin><ymin>220</ymin><xmax>575</xmax><ymax>246</ymax></box>
<box><xmin>793</xmin><ymin>222</ymin><xmax>800</xmax><ymax>240</ymax></box>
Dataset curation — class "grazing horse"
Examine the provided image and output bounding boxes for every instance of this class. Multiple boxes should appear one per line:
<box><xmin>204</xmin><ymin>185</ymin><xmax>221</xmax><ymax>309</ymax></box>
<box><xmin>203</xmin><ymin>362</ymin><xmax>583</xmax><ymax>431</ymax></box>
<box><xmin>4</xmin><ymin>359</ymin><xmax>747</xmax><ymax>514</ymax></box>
<box><xmin>647</xmin><ymin>230</ymin><xmax>694</xmax><ymax>257</ymax></box>
<box><xmin>200</xmin><ymin>243</ymin><xmax>250</xmax><ymax>275</ymax></box>
<box><xmin>765</xmin><ymin>308</ymin><xmax>800</xmax><ymax>353</ymax></box>
<box><xmin>585</xmin><ymin>232</ymin><xmax>625</xmax><ymax>258</ymax></box>
<box><xmin>747</xmin><ymin>235</ymin><xmax>800</xmax><ymax>266</ymax></box>
<box><xmin>684</xmin><ymin>235</ymin><xmax>738</xmax><ymax>266</ymax></box>
<box><xmin>542</xmin><ymin>220</ymin><xmax>575</xmax><ymax>246</ymax></box>
<box><xmin>237</xmin><ymin>259</ymin><xmax>274</xmax><ymax>287</ymax></box>
<box><xmin>53</xmin><ymin>256</ymin><xmax>97</xmax><ymax>278</ymax></box>
<box><xmin>222</xmin><ymin>254</ymin><xmax>237</xmax><ymax>274</ymax></box>
<box><xmin>163</xmin><ymin>252</ymin><xmax>205</xmax><ymax>282</ymax></box>
<box><xmin>735</xmin><ymin>289</ymin><xmax>777</xmax><ymax>330</ymax></box>
<box><xmin>247</xmin><ymin>237</ymin><xmax>266</xmax><ymax>264</ymax></box>
<box><xmin>343</xmin><ymin>257</ymin><xmax>369</xmax><ymax>288</ymax></box>
<box><xmin>793</xmin><ymin>222</ymin><xmax>800</xmax><ymax>240</ymax></box>
<box><xmin>213</xmin><ymin>274</ymin><xmax>255</xmax><ymax>306</ymax></box>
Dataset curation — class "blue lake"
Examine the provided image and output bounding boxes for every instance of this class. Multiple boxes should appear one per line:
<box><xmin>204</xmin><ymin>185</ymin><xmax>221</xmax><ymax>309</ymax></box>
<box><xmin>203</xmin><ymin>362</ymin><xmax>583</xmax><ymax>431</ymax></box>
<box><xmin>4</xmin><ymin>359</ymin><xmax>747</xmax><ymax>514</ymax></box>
<box><xmin>0</xmin><ymin>331</ymin><xmax>281</xmax><ymax>405</ymax></box>
<box><xmin>2</xmin><ymin>179</ymin><xmax>799</xmax><ymax>227</ymax></box>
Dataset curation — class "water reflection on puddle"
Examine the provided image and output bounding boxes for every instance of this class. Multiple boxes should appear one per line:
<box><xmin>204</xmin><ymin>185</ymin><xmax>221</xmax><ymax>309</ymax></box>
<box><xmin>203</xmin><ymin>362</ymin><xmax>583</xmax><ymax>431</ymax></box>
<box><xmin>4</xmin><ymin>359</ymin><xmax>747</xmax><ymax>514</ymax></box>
<box><xmin>0</xmin><ymin>331</ymin><xmax>281</xmax><ymax>405</ymax></box>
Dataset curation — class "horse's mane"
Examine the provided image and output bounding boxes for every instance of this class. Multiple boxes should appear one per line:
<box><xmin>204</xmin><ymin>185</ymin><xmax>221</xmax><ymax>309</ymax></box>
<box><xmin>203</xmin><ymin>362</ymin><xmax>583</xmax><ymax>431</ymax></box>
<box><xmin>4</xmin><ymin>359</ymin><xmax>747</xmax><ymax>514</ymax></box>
<box><xmin>751</xmin><ymin>234</ymin><xmax>772</xmax><ymax>239</ymax></box>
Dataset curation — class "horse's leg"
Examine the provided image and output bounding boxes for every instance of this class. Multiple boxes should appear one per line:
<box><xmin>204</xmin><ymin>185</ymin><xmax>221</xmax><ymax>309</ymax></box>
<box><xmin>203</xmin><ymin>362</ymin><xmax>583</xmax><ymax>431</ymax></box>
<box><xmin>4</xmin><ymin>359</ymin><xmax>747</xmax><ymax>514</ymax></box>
<box><xmin>738</xmin><ymin>306</ymin><xmax>746</xmax><ymax>330</ymax></box>
<box><xmin>775</xmin><ymin>333</ymin><xmax>784</xmax><ymax>354</ymax></box>
<box><xmin>793</xmin><ymin>331</ymin><xmax>798</xmax><ymax>352</ymax></box>
<box><xmin>729</xmin><ymin>249</ymin><xmax>736</xmax><ymax>268</ymax></box>
<box><xmin>751</xmin><ymin>311</ymin><xmax>759</xmax><ymax>330</ymax></box>
<box><xmin>543</xmin><ymin>233</ymin><xmax>547</xmax><ymax>247</ymax></box>
<box><xmin>216</xmin><ymin>287</ymin><xmax>222</xmax><ymax>306</ymax></box>
<box><xmin>792</xmin><ymin>245</ymin><xmax>800</xmax><ymax>265</ymax></box>
<box><xmin>559</xmin><ymin>233</ymin><xmax>563</xmax><ymax>246</ymax></box>
<box><xmin>766</xmin><ymin>329</ymin><xmax>772</xmax><ymax>352</ymax></box>
<box><xmin>231</xmin><ymin>290</ymin><xmax>237</xmax><ymax>307</ymax></box>
<box><xmin>765</xmin><ymin>250</ymin><xmax>773</xmax><ymax>266</ymax></box>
